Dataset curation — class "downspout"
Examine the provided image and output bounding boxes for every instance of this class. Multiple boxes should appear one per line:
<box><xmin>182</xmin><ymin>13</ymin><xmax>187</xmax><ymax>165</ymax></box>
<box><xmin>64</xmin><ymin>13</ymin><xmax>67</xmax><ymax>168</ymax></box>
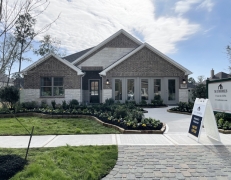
<box><xmin>99</xmin><ymin>74</ymin><xmax>104</xmax><ymax>103</ymax></box>
<box><xmin>80</xmin><ymin>72</ymin><xmax>86</xmax><ymax>104</ymax></box>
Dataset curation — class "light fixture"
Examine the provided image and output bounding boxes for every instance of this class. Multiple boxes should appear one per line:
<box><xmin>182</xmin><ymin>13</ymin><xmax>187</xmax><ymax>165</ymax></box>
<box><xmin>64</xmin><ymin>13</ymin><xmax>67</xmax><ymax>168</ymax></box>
<box><xmin>106</xmin><ymin>79</ymin><xmax>110</xmax><ymax>85</ymax></box>
<box><xmin>182</xmin><ymin>79</ymin><xmax>186</xmax><ymax>84</ymax></box>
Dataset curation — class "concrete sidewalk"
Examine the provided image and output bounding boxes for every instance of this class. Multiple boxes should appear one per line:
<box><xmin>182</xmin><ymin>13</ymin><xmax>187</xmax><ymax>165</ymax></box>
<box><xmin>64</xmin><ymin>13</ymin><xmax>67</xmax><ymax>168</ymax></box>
<box><xmin>1</xmin><ymin>133</ymin><xmax>231</xmax><ymax>148</ymax></box>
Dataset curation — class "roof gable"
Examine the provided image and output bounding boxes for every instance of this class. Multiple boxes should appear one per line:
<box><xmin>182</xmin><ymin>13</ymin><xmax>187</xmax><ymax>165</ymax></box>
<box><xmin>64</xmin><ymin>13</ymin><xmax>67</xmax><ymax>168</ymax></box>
<box><xmin>22</xmin><ymin>53</ymin><xmax>84</xmax><ymax>75</ymax></box>
<box><xmin>100</xmin><ymin>43</ymin><xmax>192</xmax><ymax>76</ymax></box>
<box><xmin>72</xmin><ymin>29</ymin><xmax>142</xmax><ymax>66</ymax></box>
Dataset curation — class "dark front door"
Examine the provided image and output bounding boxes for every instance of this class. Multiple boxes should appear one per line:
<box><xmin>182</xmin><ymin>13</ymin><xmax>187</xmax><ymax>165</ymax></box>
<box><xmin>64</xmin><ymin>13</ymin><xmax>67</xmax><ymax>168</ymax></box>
<box><xmin>90</xmin><ymin>80</ymin><xmax>99</xmax><ymax>103</ymax></box>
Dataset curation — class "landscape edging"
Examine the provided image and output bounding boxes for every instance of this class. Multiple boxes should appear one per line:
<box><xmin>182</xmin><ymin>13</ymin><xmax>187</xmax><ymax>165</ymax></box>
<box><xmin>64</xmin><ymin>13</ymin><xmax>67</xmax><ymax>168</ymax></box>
<box><xmin>0</xmin><ymin>112</ymin><xmax>166</xmax><ymax>134</ymax></box>
<box><xmin>167</xmin><ymin>109</ymin><xmax>192</xmax><ymax>115</ymax></box>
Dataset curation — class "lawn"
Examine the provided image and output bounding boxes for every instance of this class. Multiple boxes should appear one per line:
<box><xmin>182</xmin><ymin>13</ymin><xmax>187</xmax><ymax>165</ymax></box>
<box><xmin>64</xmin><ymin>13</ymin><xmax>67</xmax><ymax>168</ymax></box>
<box><xmin>0</xmin><ymin>145</ymin><xmax>118</xmax><ymax>180</ymax></box>
<box><xmin>0</xmin><ymin>117</ymin><xmax>120</xmax><ymax>135</ymax></box>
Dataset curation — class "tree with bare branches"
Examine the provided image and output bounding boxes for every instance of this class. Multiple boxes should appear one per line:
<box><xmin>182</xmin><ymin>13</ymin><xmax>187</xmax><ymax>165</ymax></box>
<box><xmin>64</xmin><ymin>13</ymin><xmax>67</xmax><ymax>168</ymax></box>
<box><xmin>0</xmin><ymin>0</ymin><xmax>59</xmax><ymax>75</ymax></box>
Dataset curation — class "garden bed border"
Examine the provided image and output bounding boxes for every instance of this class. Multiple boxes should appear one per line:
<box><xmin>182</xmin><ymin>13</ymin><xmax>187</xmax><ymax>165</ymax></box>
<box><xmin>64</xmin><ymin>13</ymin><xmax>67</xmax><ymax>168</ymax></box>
<box><xmin>167</xmin><ymin>109</ymin><xmax>192</xmax><ymax>115</ymax></box>
<box><xmin>0</xmin><ymin>113</ymin><xmax>166</xmax><ymax>134</ymax></box>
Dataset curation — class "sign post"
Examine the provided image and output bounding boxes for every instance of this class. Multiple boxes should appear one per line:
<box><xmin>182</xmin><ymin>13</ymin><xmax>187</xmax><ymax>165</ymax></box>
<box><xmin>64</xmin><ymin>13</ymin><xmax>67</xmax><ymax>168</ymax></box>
<box><xmin>188</xmin><ymin>98</ymin><xmax>220</xmax><ymax>142</ymax></box>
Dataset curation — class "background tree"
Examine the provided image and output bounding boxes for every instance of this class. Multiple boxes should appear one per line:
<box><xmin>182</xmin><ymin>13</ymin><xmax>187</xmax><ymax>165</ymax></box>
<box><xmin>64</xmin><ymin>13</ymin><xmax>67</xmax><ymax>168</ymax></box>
<box><xmin>0</xmin><ymin>0</ymin><xmax>59</xmax><ymax>75</ymax></box>
<box><xmin>227</xmin><ymin>45</ymin><xmax>231</xmax><ymax>73</ymax></box>
<box><xmin>197</xmin><ymin>75</ymin><xmax>206</xmax><ymax>84</ymax></box>
<box><xmin>34</xmin><ymin>34</ymin><xmax>66</xmax><ymax>57</ymax></box>
<box><xmin>188</xmin><ymin>77</ymin><xmax>196</xmax><ymax>84</ymax></box>
<box><xmin>191</xmin><ymin>83</ymin><xmax>206</xmax><ymax>101</ymax></box>
<box><xmin>14</xmin><ymin>12</ymin><xmax>35</xmax><ymax>73</ymax></box>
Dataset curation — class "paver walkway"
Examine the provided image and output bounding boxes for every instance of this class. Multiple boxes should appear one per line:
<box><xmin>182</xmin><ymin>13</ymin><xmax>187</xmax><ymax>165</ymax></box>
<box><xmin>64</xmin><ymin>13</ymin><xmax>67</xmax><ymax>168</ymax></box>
<box><xmin>103</xmin><ymin>145</ymin><xmax>231</xmax><ymax>180</ymax></box>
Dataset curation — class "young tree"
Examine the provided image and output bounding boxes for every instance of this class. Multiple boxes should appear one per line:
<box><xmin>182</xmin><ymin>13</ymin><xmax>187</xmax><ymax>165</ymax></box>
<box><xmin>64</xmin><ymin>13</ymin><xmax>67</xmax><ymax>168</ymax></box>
<box><xmin>0</xmin><ymin>0</ymin><xmax>59</xmax><ymax>74</ymax></box>
<box><xmin>34</xmin><ymin>34</ymin><xmax>66</xmax><ymax>57</ymax></box>
<box><xmin>191</xmin><ymin>83</ymin><xmax>206</xmax><ymax>101</ymax></box>
<box><xmin>14</xmin><ymin>12</ymin><xmax>35</xmax><ymax>73</ymax></box>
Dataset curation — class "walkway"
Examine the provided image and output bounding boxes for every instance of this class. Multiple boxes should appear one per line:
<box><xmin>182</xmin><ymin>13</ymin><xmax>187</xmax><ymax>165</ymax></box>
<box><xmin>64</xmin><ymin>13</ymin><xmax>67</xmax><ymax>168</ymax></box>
<box><xmin>1</xmin><ymin>107</ymin><xmax>231</xmax><ymax>179</ymax></box>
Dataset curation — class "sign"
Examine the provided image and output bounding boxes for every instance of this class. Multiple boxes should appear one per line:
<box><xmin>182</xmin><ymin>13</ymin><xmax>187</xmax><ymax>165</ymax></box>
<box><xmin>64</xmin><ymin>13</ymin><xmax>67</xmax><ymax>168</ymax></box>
<box><xmin>188</xmin><ymin>98</ymin><xmax>220</xmax><ymax>142</ymax></box>
<box><xmin>208</xmin><ymin>80</ymin><xmax>231</xmax><ymax>114</ymax></box>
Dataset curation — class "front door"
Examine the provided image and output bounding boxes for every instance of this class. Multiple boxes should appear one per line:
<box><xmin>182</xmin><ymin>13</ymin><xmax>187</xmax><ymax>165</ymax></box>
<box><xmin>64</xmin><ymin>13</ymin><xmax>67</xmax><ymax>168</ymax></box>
<box><xmin>165</xmin><ymin>78</ymin><xmax>178</xmax><ymax>104</ymax></box>
<box><xmin>90</xmin><ymin>80</ymin><xmax>99</xmax><ymax>103</ymax></box>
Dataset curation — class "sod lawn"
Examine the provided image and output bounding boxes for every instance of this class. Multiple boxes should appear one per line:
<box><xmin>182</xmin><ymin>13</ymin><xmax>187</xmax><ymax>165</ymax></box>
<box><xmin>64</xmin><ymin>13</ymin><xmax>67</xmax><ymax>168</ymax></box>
<box><xmin>0</xmin><ymin>117</ymin><xmax>120</xmax><ymax>135</ymax></box>
<box><xmin>0</xmin><ymin>145</ymin><xmax>118</xmax><ymax>180</ymax></box>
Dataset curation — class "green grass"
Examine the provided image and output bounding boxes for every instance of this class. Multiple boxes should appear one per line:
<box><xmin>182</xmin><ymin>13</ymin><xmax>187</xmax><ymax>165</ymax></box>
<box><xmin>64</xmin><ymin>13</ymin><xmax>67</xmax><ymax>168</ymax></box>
<box><xmin>0</xmin><ymin>145</ymin><xmax>118</xmax><ymax>180</ymax></box>
<box><xmin>0</xmin><ymin>117</ymin><xmax>120</xmax><ymax>135</ymax></box>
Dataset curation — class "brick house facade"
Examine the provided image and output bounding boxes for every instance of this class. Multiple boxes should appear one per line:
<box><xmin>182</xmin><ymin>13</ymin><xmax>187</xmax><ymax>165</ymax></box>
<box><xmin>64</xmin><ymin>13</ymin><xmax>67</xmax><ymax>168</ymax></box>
<box><xmin>21</xmin><ymin>29</ymin><xmax>192</xmax><ymax>105</ymax></box>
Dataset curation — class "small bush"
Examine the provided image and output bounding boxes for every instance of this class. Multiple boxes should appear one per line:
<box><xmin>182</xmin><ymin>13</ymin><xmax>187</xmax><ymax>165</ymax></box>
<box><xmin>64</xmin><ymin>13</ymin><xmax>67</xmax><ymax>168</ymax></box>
<box><xmin>51</xmin><ymin>100</ymin><xmax>56</xmax><ymax>109</ymax></box>
<box><xmin>21</xmin><ymin>101</ymin><xmax>39</xmax><ymax>109</ymax></box>
<box><xmin>151</xmin><ymin>94</ymin><xmax>164</xmax><ymax>106</ymax></box>
<box><xmin>105</xmin><ymin>98</ymin><xmax>114</xmax><ymax>106</ymax></box>
<box><xmin>62</xmin><ymin>100</ymin><xmax>68</xmax><ymax>110</ymax></box>
<box><xmin>0</xmin><ymin>154</ymin><xmax>27</xmax><ymax>180</ymax></box>
<box><xmin>69</xmin><ymin>99</ymin><xmax>79</xmax><ymax>109</ymax></box>
<box><xmin>139</xmin><ymin>99</ymin><xmax>147</xmax><ymax>106</ymax></box>
<box><xmin>114</xmin><ymin>106</ymin><xmax>127</xmax><ymax>118</ymax></box>
<box><xmin>40</xmin><ymin>100</ymin><xmax>48</xmax><ymax>108</ymax></box>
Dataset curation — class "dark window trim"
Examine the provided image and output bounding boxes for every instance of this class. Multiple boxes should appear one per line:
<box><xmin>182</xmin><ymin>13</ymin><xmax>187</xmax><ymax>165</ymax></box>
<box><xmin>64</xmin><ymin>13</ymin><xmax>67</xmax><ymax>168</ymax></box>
<box><xmin>40</xmin><ymin>76</ymin><xmax>64</xmax><ymax>97</ymax></box>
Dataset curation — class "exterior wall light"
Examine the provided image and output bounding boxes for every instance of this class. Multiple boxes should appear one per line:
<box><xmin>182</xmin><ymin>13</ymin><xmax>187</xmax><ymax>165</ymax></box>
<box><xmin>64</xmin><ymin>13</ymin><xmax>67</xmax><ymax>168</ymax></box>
<box><xmin>182</xmin><ymin>79</ymin><xmax>186</xmax><ymax>84</ymax></box>
<box><xmin>106</xmin><ymin>79</ymin><xmax>110</xmax><ymax>85</ymax></box>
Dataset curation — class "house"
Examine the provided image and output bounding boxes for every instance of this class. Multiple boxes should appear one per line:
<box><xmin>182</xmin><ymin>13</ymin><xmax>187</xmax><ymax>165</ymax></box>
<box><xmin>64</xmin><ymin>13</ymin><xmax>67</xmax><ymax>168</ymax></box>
<box><xmin>21</xmin><ymin>29</ymin><xmax>192</xmax><ymax>105</ymax></box>
<box><xmin>209</xmin><ymin>69</ymin><xmax>231</xmax><ymax>80</ymax></box>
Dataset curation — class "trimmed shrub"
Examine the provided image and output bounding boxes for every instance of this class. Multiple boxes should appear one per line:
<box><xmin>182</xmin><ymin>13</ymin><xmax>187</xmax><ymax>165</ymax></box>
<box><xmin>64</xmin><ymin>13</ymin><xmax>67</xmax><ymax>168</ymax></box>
<box><xmin>21</xmin><ymin>101</ymin><xmax>39</xmax><ymax>109</ymax></box>
<box><xmin>69</xmin><ymin>99</ymin><xmax>79</xmax><ymax>109</ymax></box>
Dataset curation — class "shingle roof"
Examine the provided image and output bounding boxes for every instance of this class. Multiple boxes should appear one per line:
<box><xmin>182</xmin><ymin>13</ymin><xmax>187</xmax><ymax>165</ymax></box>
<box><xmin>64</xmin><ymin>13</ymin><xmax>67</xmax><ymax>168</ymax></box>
<box><xmin>63</xmin><ymin>47</ymin><xmax>94</xmax><ymax>63</ymax></box>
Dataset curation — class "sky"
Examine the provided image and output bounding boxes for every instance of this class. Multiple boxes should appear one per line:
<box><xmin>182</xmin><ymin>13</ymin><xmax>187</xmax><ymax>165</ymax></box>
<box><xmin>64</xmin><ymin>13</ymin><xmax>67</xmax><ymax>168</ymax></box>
<box><xmin>12</xmin><ymin>0</ymin><xmax>231</xmax><ymax>80</ymax></box>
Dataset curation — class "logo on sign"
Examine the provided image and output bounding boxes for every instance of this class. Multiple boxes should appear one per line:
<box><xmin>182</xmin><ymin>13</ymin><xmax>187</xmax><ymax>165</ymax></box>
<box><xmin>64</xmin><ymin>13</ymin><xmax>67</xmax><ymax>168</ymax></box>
<box><xmin>214</xmin><ymin>84</ymin><xmax>228</xmax><ymax>93</ymax></box>
<box><xmin>197</xmin><ymin>106</ymin><xmax>200</xmax><ymax>111</ymax></box>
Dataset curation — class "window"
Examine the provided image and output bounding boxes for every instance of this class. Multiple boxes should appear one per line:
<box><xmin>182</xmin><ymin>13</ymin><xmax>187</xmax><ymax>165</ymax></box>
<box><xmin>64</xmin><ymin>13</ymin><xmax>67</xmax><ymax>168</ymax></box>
<box><xmin>141</xmin><ymin>79</ymin><xmax>148</xmax><ymax>100</ymax></box>
<box><xmin>154</xmin><ymin>79</ymin><xmax>161</xmax><ymax>95</ymax></box>
<box><xmin>41</xmin><ymin>77</ymin><xmax>64</xmax><ymax>97</ymax></box>
<box><xmin>127</xmin><ymin>79</ymin><xmax>134</xmax><ymax>100</ymax></box>
<box><xmin>115</xmin><ymin>79</ymin><xmax>122</xmax><ymax>100</ymax></box>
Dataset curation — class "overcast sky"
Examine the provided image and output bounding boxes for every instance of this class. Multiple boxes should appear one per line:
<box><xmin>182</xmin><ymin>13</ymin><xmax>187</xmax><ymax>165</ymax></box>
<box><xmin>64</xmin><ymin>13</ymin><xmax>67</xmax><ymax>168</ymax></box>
<box><xmin>17</xmin><ymin>0</ymin><xmax>231</xmax><ymax>80</ymax></box>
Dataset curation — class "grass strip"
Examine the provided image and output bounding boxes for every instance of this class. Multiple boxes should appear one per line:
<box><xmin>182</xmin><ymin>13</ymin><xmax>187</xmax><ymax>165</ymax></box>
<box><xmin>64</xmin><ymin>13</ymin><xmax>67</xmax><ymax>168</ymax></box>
<box><xmin>0</xmin><ymin>145</ymin><xmax>118</xmax><ymax>180</ymax></box>
<box><xmin>0</xmin><ymin>117</ymin><xmax>120</xmax><ymax>135</ymax></box>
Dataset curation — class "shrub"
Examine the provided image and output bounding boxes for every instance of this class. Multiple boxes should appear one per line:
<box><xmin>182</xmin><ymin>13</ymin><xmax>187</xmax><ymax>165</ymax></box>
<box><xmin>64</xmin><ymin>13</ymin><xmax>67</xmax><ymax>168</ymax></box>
<box><xmin>114</xmin><ymin>106</ymin><xmax>127</xmax><ymax>118</ymax></box>
<box><xmin>105</xmin><ymin>98</ymin><xmax>114</xmax><ymax>106</ymax></box>
<box><xmin>51</xmin><ymin>100</ymin><xmax>56</xmax><ymax>109</ymax></box>
<box><xmin>139</xmin><ymin>99</ymin><xmax>147</xmax><ymax>106</ymax></box>
<box><xmin>151</xmin><ymin>94</ymin><xmax>164</xmax><ymax>106</ymax></box>
<box><xmin>21</xmin><ymin>101</ymin><xmax>39</xmax><ymax>109</ymax></box>
<box><xmin>69</xmin><ymin>99</ymin><xmax>79</xmax><ymax>109</ymax></box>
<box><xmin>0</xmin><ymin>86</ymin><xmax>19</xmax><ymax>109</ymax></box>
<box><xmin>192</xmin><ymin>83</ymin><xmax>206</xmax><ymax>101</ymax></box>
<box><xmin>40</xmin><ymin>100</ymin><xmax>48</xmax><ymax>108</ymax></box>
<box><xmin>0</xmin><ymin>155</ymin><xmax>27</xmax><ymax>180</ymax></box>
<box><xmin>62</xmin><ymin>100</ymin><xmax>68</xmax><ymax>110</ymax></box>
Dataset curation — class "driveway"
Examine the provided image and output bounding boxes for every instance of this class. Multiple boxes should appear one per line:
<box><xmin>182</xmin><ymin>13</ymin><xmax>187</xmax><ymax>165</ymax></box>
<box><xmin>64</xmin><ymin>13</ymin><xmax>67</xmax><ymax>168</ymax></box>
<box><xmin>144</xmin><ymin>106</ymin><xmax>192</xmax><ymax>133</ymax></box>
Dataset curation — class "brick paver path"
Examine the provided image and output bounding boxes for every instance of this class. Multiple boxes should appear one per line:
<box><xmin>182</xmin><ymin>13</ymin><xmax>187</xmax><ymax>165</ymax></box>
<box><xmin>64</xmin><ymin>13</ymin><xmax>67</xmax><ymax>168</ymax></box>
<box><xmin>103</xmin><ymin>145</ymin><xmax>231</xmax><ymax>180</ymax></box>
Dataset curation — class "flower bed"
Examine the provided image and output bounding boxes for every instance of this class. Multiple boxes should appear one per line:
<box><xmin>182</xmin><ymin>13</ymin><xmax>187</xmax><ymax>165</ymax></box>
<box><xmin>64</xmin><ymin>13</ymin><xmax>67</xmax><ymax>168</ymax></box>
<box><xmin>0</xmin><ymin>100</ymin><xmax>165</xmax><ymax>133</ymax></box>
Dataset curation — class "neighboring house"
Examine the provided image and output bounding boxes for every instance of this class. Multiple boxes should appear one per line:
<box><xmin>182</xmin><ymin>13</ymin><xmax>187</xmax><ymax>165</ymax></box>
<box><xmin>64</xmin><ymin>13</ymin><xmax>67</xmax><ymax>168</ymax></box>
<box><xmin>209</xmin><ymin>69</ymin><xmax>231</xmax><ymax>80</ymax></box>
<box><xmin>21</xmin><ymin>29</ymin><xmax>192</xmax><ymax>105</ymax></box>
<box><xmin>0</xmin><ymin>73</ymin><xmax>14</xmax><ymax>88</ymax></box>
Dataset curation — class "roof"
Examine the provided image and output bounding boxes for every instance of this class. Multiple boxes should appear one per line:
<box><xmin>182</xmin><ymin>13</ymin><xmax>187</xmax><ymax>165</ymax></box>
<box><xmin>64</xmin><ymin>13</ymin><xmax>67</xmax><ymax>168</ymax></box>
<box><xmin>71</xmin><ymin>29</ymin><xmax>143</xmax><ymax>65</ymax></box>
<box><xmin>63</xmin><ymin>47</ymin><xmax>94</xmax><ymax>63</ymax></box>
<box><xmin>22</xmin><ymin>53</ymin><xmax>84</xmax><ymax>75</ymax></box>
<box><xmin>99</xmin><ymin>43</ymin><xmax>192</xmax><ymax>76</ymax></box>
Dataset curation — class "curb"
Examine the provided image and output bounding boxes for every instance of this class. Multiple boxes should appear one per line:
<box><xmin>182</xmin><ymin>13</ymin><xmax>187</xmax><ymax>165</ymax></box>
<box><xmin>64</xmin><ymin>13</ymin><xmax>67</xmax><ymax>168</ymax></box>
<box><xmin>167</xmin><ymin>109</ymin><xmax>191</xmax><ymax>115</ymax></box>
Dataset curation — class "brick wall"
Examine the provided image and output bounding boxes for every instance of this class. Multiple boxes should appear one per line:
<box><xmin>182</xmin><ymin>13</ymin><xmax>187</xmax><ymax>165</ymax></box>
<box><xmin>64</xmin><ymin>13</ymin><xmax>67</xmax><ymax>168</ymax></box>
<box><xmin>103</xmin><ymin>47</ymin><xmax>186</xmax><ymax>89</ymax></box>
<box><xmin>24</xmin><ymin>57</ymin><xmax>81</xmax><ymax>89</ymax></box>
